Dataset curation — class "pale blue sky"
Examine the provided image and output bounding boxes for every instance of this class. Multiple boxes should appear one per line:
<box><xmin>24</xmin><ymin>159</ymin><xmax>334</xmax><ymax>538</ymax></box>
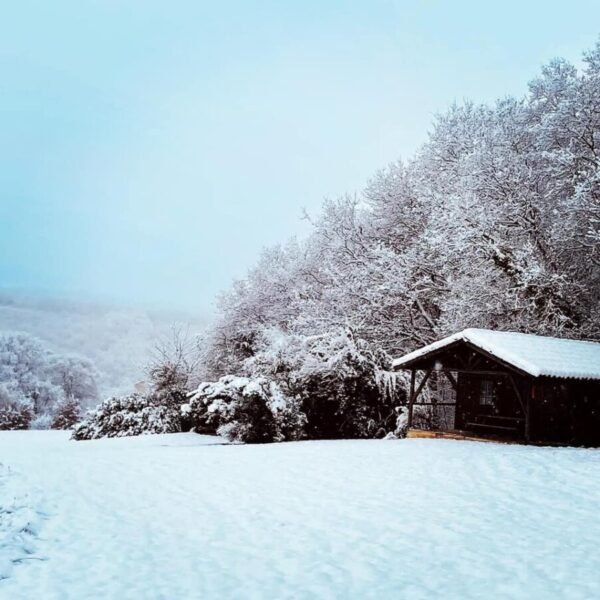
<box><xmin>1</xmin><ymin>1</ymin><xmax>599</xmax><ymax>315</ymax></box>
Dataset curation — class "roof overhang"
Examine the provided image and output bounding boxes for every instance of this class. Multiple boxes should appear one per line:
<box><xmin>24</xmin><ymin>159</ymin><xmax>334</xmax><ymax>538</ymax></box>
<box><xmin>392</xmin><ymin>328</ymin><xmax>600</xmax><ymax>381</ymax></box>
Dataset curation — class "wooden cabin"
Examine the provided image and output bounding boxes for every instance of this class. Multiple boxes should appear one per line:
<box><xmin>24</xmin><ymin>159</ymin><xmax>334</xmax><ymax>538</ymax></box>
<box><xmin>392</xmin><ymin>329</ymin><xmax>600</xmax><ymax>446</ymax></box>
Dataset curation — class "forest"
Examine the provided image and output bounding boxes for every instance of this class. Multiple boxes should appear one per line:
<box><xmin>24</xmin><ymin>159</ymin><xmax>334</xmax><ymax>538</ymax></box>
<box><xmin>3</xmin><ymin>42</ymin><xmax>600</xmax><ymax>442</ymax></box>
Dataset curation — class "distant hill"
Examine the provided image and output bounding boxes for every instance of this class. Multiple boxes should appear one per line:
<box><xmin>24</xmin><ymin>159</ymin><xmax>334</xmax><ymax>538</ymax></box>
<box><xmin>0</xmin><ymin>291</ymin><xmax>208</xmax><ymax>399</ymax></box>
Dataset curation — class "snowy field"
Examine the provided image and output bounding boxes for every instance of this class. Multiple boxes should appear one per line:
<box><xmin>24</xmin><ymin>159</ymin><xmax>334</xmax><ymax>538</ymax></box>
<box><xmin>0</xmin><ymin>432</ymin><xmax>599</xmax><ymax>600</ymax></box>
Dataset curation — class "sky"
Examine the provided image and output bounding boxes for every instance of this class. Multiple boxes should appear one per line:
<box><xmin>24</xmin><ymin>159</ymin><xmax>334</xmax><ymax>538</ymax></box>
<box><xmin>1</xmin><ymin>1</ymin><xmax>599</xmax><ymax>316</ymax></box>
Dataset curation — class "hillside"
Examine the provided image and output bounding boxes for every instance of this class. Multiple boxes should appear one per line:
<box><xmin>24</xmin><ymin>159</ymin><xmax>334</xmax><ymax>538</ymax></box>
<box><xmin>0</xmin><ymin>292</ymin><xmax>207</xmax><ymax>398</ymax></box>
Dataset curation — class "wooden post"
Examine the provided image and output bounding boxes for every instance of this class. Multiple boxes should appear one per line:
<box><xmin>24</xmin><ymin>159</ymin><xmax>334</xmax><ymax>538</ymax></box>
<box><xmin>408</xmin><ymin>369</ymin><xmax>416</xmax><ymax>428</ymax></box>
<box><xmin>442</xmin><ymin>370</ymin><xmax>458</xmax><ymax>429</ymax></box>
<box><xmin>507</xmin><ymin>374</ymin><xmax>529</xmax><ymax>443</ymax></box>
<box><xmin>525</xmin><ymin>384</ymin><xmax>533</xmax><ymax>443</ymax></box>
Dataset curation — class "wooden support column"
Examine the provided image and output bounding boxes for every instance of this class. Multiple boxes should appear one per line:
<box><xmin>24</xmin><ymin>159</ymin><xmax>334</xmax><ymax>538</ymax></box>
<box><xmin>525</xmin><ymin>385</ymin><xmax>534</xmax><ymax>443</ymax></box>
<box><xmin>407</xmin><ymin>369</ymin><xmax>416</xmax><ymax>428</ymax></box>
<box><xmin>507</xmin><ymin>373</ymin><xmax>530</xmax><ymax>443</ymax></box>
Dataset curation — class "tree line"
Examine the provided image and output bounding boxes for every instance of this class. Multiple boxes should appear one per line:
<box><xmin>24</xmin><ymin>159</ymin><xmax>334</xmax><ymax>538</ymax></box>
<box><xmin>181</xmin><ymin>41</ymin><xmax>599</xmax><ymax>442</ymax></box>
<box><xmin>204</xmin><ymin>42</ymin><xmax>600</xmax><ymax>378</ymax></box>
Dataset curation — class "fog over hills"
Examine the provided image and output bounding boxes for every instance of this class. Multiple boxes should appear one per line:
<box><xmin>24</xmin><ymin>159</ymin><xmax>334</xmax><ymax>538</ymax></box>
<box><xmin>0</xmin><ymin>291</ymin><xmax>208</xmax><ymax>398</ymax></box>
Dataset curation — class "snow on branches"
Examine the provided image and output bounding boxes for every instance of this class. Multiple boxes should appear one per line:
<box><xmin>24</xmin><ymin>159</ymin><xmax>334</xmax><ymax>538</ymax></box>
<box><xmin>0</xmin><ymin>333</ymin><xmax>98</xmax><ymax>430</ymax></box>
<box><xmin>72</xmin><ymin>394</ymin><xmax>182</xmax><ymax>440</ymax></box>
<box><xmin>185</xmin><ymin>376</ymin><xmax>306</xmax><ymax>443</ymax></box>
<box><xmin>201</xmin><ymin>41</ymin><xmax>600</xmax><ymax>395</ymax></box>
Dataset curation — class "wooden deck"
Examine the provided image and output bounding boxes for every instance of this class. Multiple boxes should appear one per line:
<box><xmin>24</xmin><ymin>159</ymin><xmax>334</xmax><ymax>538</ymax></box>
<box><xmin>406</xmin><ymin>428</ymin><xmax>520</xmax><ymax>444</ymax></box>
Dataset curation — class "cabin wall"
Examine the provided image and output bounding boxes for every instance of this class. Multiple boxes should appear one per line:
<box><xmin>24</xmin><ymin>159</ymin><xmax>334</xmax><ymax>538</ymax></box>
<box><xmin>455</xmin><ymin>373</ymin><xmax>527</xmax><ymax>436</ymax></box>
<box><xmin>531</xmin><ymin>379</ymin><xmax>600</xmax><ymax>446</ymax></box>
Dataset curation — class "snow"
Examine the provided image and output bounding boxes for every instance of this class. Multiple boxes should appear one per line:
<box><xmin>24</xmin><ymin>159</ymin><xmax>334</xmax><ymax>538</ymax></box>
<box><xmin>392</xmin><ymin>328</ymin><xmax>600</xmax><ymax>380</ymax></box>
<box><xmin>1</xmin><ymin>431</ymin><xmax>600</xmax><ymax>599</ymax></box>
<box><xmin>0</xmin><ymin>464</ymin><xmax>46</xmax><ymax>581</ymax></box>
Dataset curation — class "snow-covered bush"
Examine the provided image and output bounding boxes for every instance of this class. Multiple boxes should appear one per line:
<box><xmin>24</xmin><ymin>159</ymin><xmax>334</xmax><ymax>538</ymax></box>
<box><xmin>72</xmin><ymin>330</ymin><xmax>203</xmax><ymax>439</ymax></box>
<box><xmin>72</xmin><ymin>393</ymin><xmax>181</xmax><ymax>440</ymax></box>
<box><xmin>382</xmin><ymin>406</ymin><xmax>410</xmax><ymax>439</ymax></box>
<box><xmin>51</xmin><ymin>396</ymin><xmax>81</xmax><ymax>430</ymax></box>
<box><xmin>0</xmin><ymin>401</ymin><xmax>33</xmax><ymax>431</ymax></box>
<box><xmin>184</xmin><ymin>376</ymin><xmax>244</xmax><ymax>434</ymax></box>
<box><xmin>185</xmin><ymin>331</ymin><xmax>408</xmax><ymax>442</ymax></box>
<box><xmin>0</xmin><ymin>384</ymin><xmax>33</xmax><ymax>430</ymax></box>
<box><xmin>185</xmin><ymin>376</ymin><xmax>306</xmax><ymax>443</ymax></box>
<box><xmin>246</xmin><ymin>328</ymin><xmax>406</xmax><ymax>439</ymax></box>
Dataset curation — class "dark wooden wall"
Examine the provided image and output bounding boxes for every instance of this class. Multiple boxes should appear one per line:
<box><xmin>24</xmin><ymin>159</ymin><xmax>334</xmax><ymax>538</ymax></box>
<box><xmin>531</xmin><ymin>379</ymin><xmax>600</xmax><ymax>446</ymax></box>
<box><xmin>454</xmin><ymin>371</ymin><xmax>600</xmax><ymax>445</ymax></box>
<box><xmin>455</xmin><ymin>372</ymin><xmax>527</xmax><ymax>438</ymax></box>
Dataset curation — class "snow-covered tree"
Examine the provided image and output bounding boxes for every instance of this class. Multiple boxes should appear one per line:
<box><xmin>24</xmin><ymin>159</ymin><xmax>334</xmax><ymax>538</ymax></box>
<box><xmin>51</xmin><ymin>396</ymin><xmax>82</xmax><ymax>430</ymax></box>
<box><xmin>48</xmin><ymin>355</ymin><xmax>98</xmax><ymax>409</ymax></box>
<box><xmin>147</xmin><ymin>326</ymin><xmax>202</xmax><ymax>407</ymax></box>
<box><xmin>0</xmin><ymin>332</ymin><xmax>99</xmax><ymax>429</ymax></box>
<box><xmin>0</xmin><ymin>383</ymin><xmax>33</xmax><ymax>430</ymax></box>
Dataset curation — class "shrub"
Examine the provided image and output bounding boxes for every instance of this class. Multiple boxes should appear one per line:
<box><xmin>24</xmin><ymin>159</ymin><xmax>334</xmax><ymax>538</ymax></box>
<box><xmin>246</xmin><ymin>328</ymin><xmax>407</xmax><ymax>439</ymax></box>
<box><xmin>0</xmin><ymin>401</ymin><xmax>34</xmax><ymax>430</ymax></box>
<box><xmin>185</xmin><ymin>376</ymin><xmax>306</xmax><ymax>443</ymax></box>
<box><xmin>183</xmin><ymin>376</ymin><xmax>246</xmax><ymax>434</ymax></box>
<box><xmin>187</xmin><ymin>329</ymin><xmax>407</xmax><ymax>443</ymax></box>
<box><xmin>0</xmin><ymin>385</ymin><xmax>34</xmax><ymax>430</ymax></box>
<box><xmin>217</xmin><ymin>394</ymin><xmax>277</xmax><ymax>443</ymax></box>
<box><xmin>51</xmin><ymin>396</ymin><xmax>81</xmax><ymax>430</ymax></box>
<box><xmin>72</xmin><ymin>393</ymin><xmax>181</xmax><ymax>440</ymax></box>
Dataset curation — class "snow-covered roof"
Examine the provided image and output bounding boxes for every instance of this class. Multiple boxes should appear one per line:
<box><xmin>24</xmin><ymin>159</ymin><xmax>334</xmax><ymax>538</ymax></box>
<box><xmin>392</xmin><ymin>328</ymin><xmax>600</xmax><ymax>380</ymax></box>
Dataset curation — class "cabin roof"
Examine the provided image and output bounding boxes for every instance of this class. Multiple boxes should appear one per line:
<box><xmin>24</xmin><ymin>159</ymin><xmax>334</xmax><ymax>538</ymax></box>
<box><xmin>392</xmin><ymin>328</ymin><xmax>600</xmax><ymax>380</ymax></box>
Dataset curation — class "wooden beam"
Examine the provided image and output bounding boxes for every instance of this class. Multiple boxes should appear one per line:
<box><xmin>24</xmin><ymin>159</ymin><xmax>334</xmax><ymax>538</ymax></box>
<box><xmin>525</xmin><ymin>385</ymin><xmax>533</xmax><ymax>443</ymax></box>
<box><xmin>407</xmin><ymin>369</ymin><xmax>416</xmax><ymax>428</ymax></box>
<box><xmin>462</xmin><ymin>341</ymin><xmax>532</xmax><ymax>378</ymax></box>
<box><xmin>506</xmin><ymin>374</ymin><xmax>525</xmax><ymax>413</ymax></box>
<box><xmin>395</xmin><ymin>339</ymin><xmax>533</xmax><ymax>378</ymax></box>
<box><xmin>441</xmin><ymin>369</ymin><xmax>523</xmax><ymax>377</ymax></box>
<box><xmin>507</xmin><ymin>373</ymin><xmax>529</xmax><ymax>443</ymax></box>
<box><xmin>413</xmin><ymin>369</ymin><xmax>433</xmax><ymax>403</ymax></box>
<box><xmin>411</xmin><ymin>402</ymin><xmax>456</xmax><ymax>406</ymax></box>
<box><xmin>399</xmin><ymin>367</ymin><xmax>527</xmax><ymax>378</ymax></box>
<box><xmin>454</xmin><ymin>351</ymin><xmax>468</xmax><ymax>369</ymax></box>
<box><xmin>466</xmin><ymin>351</ymin><xmax>483</xmax><ymax>369</ymax></box>
<box><xmin>444</xmin><ymin>370</ymin><xmax>458</xmax><ymax>390</ymax></box>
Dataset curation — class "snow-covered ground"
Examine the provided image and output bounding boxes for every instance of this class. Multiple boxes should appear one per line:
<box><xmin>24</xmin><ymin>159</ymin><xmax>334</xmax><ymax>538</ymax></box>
<box><xmin>0</xmin><ymin>432</ymin><xmax>599</xmax><ymax>599</ymax></box>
